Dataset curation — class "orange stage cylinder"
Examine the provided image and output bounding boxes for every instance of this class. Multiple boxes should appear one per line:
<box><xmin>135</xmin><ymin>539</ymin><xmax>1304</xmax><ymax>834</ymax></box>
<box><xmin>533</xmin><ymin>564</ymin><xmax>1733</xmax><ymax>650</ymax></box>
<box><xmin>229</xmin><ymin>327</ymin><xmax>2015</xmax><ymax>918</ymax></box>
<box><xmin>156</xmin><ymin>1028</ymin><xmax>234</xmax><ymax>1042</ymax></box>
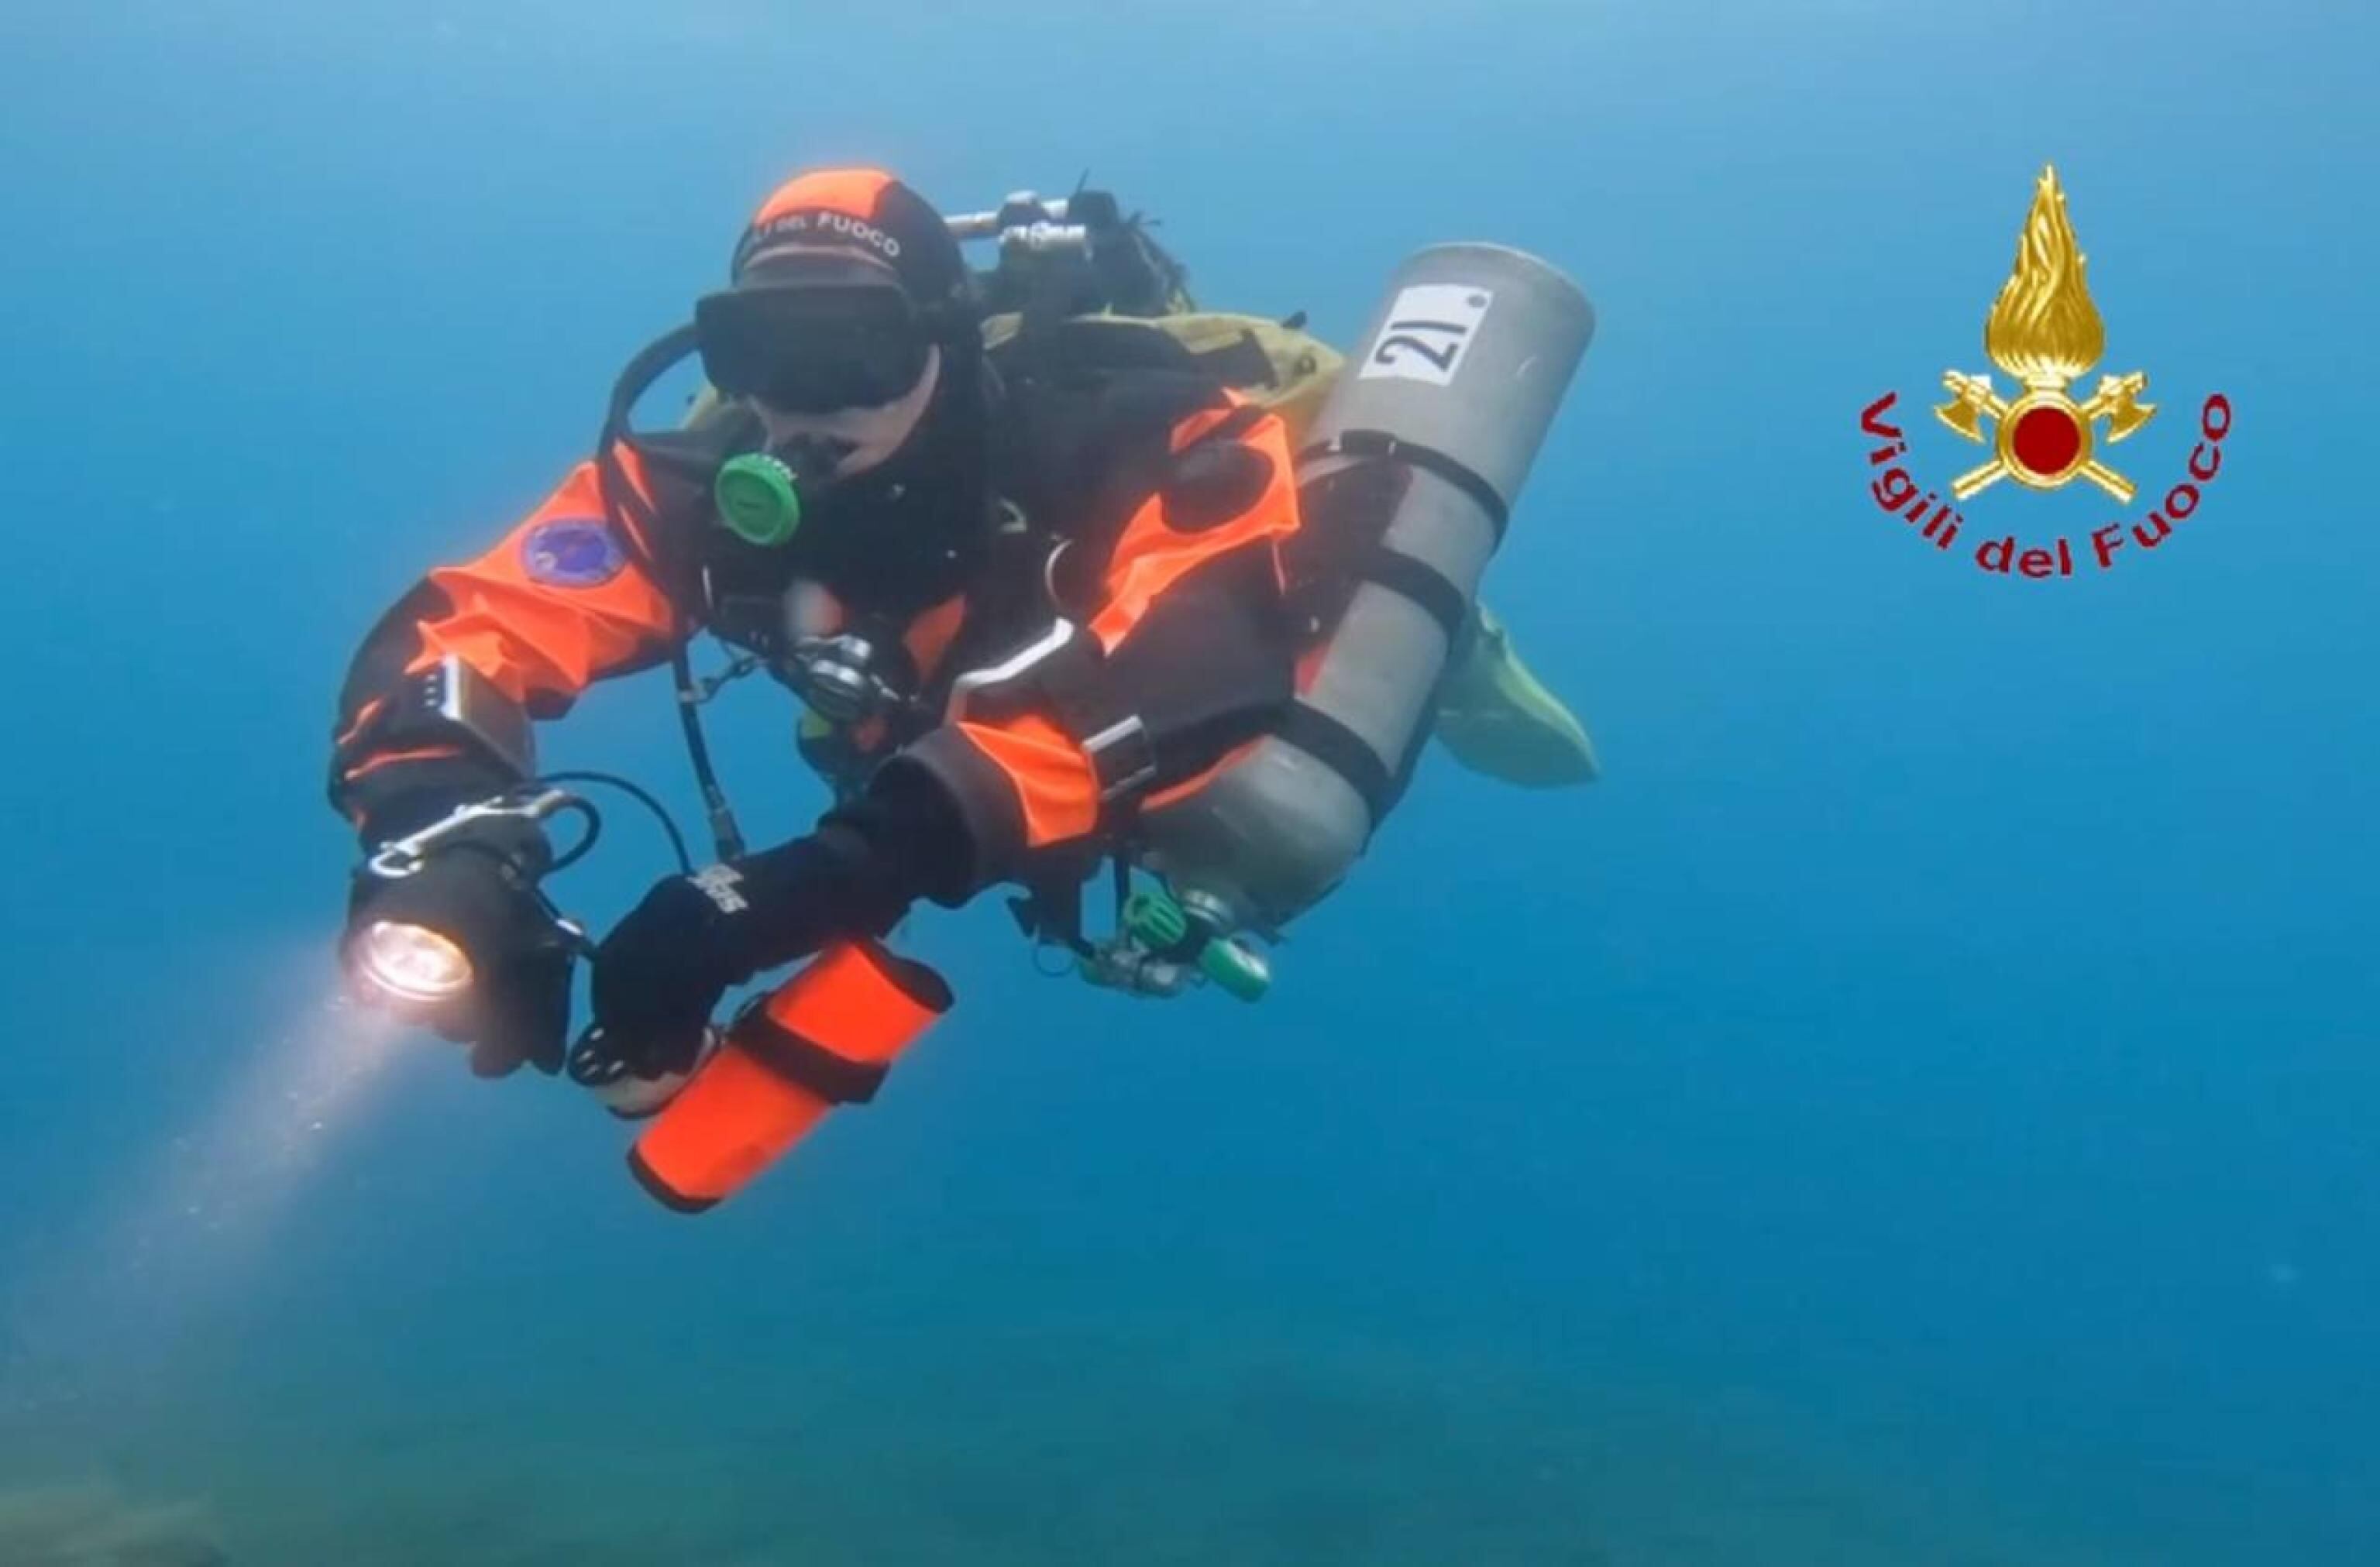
<box><xmin>628</xmin><ymin>937</ymin><xmax>951</xmax><ymax>1213</ymax></box>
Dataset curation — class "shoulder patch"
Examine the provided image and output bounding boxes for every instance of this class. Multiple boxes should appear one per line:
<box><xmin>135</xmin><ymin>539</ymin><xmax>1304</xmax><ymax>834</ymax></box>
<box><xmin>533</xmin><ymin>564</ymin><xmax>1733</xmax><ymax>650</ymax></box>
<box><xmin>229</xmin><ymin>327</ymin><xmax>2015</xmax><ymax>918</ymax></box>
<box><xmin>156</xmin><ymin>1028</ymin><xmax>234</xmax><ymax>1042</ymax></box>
<box><xmin>521</xmin><ymin>517</ymin><xmax>626</xmax><ymax>587</ymax></box>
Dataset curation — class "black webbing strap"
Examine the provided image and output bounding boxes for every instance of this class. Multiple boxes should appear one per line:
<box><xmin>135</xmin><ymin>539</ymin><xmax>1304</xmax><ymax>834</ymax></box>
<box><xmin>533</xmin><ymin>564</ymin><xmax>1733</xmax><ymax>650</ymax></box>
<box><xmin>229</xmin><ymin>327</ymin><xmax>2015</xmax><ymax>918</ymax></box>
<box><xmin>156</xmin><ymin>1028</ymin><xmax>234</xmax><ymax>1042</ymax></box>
<box><xmin>1188</xmin><ymin>330</ymin><xmax>1281</xmax><ymax>393</ymax></box>
<box><xmin>1007</xmin><ymin>866</ymin><xmax>1092</xmax><ymax>957</ymax></box>
<box><xmin>1190</xmin><ymin>401</ymin><xmax>1270</xmax><ymax>449</ymax></box>
<box><xmin>1357</xmin><ymin>547</ymin><xmax>1470</xmax><ymax>645</ymax></box>
<box><xmin>733</xmin><ymin>1012</ymin><xmax>889</xmax><ymax>1107</ymax></box>
<box><xmin>1271</xmin><ymin>702</ymin><xmax>1394</xmax><ymax>826</ymax></box>
<box><xmin>593</xmin><ymin>321</ymin><xmax>704</xmax><ymax>584</ymax></box>
<box><xmin>1297</xmin><ymin>428</ymin><xmax>1511</xmax><ymax>543</ymax></box>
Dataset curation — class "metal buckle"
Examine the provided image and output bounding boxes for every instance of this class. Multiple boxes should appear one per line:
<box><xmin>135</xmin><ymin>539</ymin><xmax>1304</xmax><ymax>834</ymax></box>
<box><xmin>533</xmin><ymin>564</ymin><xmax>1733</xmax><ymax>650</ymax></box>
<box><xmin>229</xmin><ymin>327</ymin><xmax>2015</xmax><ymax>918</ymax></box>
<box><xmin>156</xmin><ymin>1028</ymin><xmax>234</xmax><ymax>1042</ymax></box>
<box><xmin>1082</xmin><ymin>714</ymin><xmax>1157</xmax><ymax>801</ymax></box>
<box><xmin>363</xmin><ymin>786</ymin><xmax>570</xmax><ymax>881</ymax></box>
<box><xmin>945</xmin><ymin>618</ymin><xmax>1077</xmax><ymax>722</ymax></box>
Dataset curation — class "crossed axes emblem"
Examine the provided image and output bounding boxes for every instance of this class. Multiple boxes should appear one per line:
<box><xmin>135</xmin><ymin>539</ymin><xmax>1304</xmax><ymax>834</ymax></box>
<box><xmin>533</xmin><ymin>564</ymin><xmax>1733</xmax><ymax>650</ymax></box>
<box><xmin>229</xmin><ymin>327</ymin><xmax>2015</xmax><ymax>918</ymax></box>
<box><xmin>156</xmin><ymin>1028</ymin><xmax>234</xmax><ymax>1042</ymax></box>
<box><xmin>1935</xmin><ymin>369</ymin><xmax>2157</xmax><ymax>503</ymax></box>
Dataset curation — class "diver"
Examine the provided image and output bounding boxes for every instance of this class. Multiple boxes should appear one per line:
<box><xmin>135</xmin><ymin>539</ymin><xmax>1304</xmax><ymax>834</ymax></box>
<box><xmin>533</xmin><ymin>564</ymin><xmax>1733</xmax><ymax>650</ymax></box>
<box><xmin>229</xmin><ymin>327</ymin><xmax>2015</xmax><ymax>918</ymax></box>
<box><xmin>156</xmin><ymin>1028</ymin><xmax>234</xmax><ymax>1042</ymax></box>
<box><xmin>332</xmin><ymin>167</ymin><xmax>1597</xmax><ymax>1211</ymax></box>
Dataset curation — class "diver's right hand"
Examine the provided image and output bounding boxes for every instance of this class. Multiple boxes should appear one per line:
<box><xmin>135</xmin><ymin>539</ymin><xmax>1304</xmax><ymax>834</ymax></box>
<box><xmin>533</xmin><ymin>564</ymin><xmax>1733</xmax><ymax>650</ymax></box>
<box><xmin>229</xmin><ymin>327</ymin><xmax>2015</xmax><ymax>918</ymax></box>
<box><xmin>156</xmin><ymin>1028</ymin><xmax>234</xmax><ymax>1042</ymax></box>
<box><xmin>344</xmin><ymin>818</ymin><xmax>574</xmax><ymax>1078</ymax></box>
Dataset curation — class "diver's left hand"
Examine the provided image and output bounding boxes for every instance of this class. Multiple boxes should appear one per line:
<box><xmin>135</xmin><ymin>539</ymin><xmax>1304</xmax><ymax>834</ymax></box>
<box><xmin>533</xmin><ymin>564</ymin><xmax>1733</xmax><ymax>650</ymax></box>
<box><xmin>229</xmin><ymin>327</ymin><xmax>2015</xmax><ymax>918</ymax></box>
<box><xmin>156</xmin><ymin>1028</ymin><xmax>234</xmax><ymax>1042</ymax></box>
<box><xmin>591</xmin><ymin>823</ymin><xmax>923</xmax><ymax>1077</ymax></box>
<box><xmin>589</xmin><ymin>867</ymin><xmax>758</xmax><ymax>1081</ymax></box>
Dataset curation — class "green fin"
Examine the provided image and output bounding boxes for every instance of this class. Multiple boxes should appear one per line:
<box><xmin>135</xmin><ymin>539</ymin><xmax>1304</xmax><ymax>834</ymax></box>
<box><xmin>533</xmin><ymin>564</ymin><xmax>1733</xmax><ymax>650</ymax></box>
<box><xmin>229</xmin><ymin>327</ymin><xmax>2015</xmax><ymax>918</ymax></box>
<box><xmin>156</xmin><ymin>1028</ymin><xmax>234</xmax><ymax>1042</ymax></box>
<box><xmin>1432</xmin><ymin>604</ymin><xmax>1599</xmax><ymax>787</ymax></box>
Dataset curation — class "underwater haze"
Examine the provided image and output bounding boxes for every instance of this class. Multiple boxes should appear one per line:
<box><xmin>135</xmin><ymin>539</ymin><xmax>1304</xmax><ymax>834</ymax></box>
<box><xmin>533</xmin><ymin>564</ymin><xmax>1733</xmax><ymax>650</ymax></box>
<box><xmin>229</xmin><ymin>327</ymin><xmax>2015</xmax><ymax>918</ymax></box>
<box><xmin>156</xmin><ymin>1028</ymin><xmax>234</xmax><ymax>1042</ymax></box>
<box><xmin>5</xmin><ymin>0</ymin><xmax>2378</xmax><ymax>1561</ymax></box>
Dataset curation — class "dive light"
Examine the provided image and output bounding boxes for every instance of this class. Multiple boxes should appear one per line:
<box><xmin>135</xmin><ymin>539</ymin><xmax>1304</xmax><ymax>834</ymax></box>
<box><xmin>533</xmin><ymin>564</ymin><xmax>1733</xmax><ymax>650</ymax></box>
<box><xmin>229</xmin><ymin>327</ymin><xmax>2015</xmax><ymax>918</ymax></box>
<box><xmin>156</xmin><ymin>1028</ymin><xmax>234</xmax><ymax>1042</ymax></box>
<box><xmin>349</xmin><ymin>787</ymin><xmax>583</xmax><ymax>1014</ymax></box>
<box><xmin>351</xmin><ymin>919</ymin><xmax>476</xmax><ymax>1005</ymax></box>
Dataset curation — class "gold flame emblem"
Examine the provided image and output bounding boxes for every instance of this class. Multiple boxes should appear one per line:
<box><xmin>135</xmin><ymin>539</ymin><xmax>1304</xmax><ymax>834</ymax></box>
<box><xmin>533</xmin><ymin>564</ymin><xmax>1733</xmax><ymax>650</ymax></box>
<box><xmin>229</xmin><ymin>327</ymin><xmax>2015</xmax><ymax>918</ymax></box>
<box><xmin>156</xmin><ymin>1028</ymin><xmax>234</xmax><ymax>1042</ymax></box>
<box><xmin>1935</xmin><ymin>165</ymin><xmax>2155</xmax><ymax>502</ymax></box>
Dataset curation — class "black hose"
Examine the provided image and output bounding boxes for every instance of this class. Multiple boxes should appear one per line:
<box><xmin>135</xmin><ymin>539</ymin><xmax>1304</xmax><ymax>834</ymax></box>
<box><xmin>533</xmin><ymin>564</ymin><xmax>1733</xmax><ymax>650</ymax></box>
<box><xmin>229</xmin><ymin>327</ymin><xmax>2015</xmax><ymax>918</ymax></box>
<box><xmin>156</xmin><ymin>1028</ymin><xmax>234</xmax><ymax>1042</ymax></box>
<box><xmin>590</xmin><ymin>321</ymin><xmax>749</xmax><ymax>864</ymax></box>
<box><xmin>538</xmin><ymin>770</ymin><xmax>696</xmax><ymax>875</ymax></box>
<box><xmin>544</xmin><ymin>794</ymin><xmax>604</xmax><ymax>874</ymax></box>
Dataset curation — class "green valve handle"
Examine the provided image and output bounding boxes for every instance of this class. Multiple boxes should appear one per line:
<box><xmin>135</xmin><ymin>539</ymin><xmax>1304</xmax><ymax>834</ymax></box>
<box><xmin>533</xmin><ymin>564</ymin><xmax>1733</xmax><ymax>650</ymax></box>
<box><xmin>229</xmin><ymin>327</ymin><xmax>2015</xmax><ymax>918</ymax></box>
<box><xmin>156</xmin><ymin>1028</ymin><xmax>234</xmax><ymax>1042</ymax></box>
<box><xmin>1124</xmin><ymin>888</ymin><xmax>1271</xmax><ymax>1002</ymax></box>
<box><xmin>1198</xmin><ymin>938</ymin><xmax>1271</xmax><ymax>1002</ymax></box>
<box><xmin>714</xmin><ymin>453</ymin><xmax>803</xmax><ymax>548</ymax></box>
<box><xmin>1124</xmin><ymin>888</ymin><xmax>1188</xmax><ymax>949</ymax></box>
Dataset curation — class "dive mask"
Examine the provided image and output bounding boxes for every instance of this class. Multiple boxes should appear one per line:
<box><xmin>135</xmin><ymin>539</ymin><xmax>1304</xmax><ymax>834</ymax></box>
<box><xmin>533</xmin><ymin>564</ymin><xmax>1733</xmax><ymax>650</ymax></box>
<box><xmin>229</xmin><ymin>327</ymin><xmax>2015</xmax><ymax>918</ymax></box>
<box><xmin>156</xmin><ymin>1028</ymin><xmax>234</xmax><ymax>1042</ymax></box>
<box><xmin>710</xmin><ymin>340</ymin><xmax>944</xmax><ymax>548</ymax></box>
<box><xmin>695</xmin><ymin>280</ymin><xmax>931</xmax><ymax>414</ymax></box>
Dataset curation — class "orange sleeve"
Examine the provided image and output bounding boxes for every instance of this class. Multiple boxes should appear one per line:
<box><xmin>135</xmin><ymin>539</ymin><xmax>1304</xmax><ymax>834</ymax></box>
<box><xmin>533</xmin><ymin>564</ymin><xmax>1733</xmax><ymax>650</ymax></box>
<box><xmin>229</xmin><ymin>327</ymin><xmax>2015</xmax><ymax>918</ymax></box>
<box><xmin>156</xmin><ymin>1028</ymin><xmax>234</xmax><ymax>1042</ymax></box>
<box><xmin>330</xmin><ymin>446</ymin><xmax>692</xmax><ymax>831</ymax></box>
<box><xmin>408</xmin><ymin>452</ymin><xmax>684</xmax><ymax>709</ymax></box>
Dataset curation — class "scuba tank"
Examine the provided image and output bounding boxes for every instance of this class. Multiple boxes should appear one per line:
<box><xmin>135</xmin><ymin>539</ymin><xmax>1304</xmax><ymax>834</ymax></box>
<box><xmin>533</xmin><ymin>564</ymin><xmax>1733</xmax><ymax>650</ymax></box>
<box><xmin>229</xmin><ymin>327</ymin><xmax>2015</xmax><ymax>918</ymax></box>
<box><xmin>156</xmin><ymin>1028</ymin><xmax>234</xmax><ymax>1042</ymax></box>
<box><xmin>1137</xmin><ymin>245</ymin><xmax>1595</xmax><ymax>937</ymax></box>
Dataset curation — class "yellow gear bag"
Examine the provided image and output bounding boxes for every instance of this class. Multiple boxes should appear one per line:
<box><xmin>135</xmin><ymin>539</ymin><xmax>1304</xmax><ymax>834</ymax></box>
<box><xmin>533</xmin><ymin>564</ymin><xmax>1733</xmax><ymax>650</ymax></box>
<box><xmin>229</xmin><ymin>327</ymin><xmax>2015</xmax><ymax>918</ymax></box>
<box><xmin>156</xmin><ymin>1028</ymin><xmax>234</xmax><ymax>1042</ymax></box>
<box><xmin>980</xmin><ymin>310</ymin><xmax>1346</xmax><ymax>447</ymax></box>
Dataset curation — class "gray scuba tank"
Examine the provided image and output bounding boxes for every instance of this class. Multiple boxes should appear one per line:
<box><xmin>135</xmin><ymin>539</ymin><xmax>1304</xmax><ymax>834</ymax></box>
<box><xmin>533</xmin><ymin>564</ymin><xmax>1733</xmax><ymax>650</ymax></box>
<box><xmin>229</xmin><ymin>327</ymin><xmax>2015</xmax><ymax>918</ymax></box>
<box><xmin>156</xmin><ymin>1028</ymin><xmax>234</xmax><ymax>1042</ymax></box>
<box><xmin>1139</xmin><ymin>243</ymin><xmax>1594</xmax><ymax>936</ymax></box>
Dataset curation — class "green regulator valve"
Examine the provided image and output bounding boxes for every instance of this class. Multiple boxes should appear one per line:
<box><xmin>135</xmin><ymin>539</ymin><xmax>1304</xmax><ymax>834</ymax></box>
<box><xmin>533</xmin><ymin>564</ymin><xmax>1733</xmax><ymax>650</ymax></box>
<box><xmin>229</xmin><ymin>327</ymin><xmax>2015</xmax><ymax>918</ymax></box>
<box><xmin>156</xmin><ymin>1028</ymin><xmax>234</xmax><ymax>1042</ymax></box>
<box><xmin>714</xmin><ymin>453</ymin><xmax>803</xmax><ymax>548</ymax></box>
<box><xmin>1123</xmin><ymin>888</ymin><xmax>1188</xmax><ymax>950</ymax></box>
<box><xmin>1124</xmin><ymin>887</ymin><xmax>1272</xmax><ymax>1002</ymax></box>
<box><xmin>1197</xmin><ymin>934</ymin><xmax>1272</xmax><ymax>1002</ymax></box>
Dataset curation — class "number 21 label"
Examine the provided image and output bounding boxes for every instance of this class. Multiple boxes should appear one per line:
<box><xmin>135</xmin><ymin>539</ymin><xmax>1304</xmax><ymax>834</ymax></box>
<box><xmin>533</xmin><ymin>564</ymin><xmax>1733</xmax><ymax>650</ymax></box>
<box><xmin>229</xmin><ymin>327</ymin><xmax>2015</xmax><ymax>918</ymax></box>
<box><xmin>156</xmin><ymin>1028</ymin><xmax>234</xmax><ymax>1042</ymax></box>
<box><xmin>1359</xmin><ymin>284</ymin><xmax>1494</xmax><ymax>387</ymax></box>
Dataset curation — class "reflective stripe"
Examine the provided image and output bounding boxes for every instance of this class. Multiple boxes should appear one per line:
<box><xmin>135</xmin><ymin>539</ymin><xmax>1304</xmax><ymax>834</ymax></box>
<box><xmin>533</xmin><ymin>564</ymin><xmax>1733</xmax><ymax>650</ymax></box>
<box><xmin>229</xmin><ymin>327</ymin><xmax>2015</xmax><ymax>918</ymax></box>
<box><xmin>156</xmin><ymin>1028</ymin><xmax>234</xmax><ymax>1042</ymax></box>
<box><xmin>945</xmin><ymin>618</ymin><xmax>1076</xmax><ymax>722</ymax></box>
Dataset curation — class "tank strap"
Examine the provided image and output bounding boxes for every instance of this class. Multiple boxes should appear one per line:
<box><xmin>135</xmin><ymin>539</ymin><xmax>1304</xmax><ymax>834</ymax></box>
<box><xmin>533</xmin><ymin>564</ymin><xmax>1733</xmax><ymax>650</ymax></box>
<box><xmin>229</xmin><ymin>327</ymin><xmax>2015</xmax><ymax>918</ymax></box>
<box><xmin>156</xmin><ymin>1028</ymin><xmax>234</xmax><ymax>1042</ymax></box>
<box><xmin>1272</xmin><ymin>701</ymin><xmax>1394</xmax><ymax>827</ymax></box>
<box><xmin>1357</xmin><ymin>547</ymin><xmax>1470</xmax><ymax>645</ymax></box>
<box><xmin>729</xmin><ymin>1009</ymin><xmax>890</xmax><ymax>1106</ymax></box>
<box><xmin>1298</xmin><ymin>430</ymin><xmax>1511</xmax><ymax>542</ymax></box>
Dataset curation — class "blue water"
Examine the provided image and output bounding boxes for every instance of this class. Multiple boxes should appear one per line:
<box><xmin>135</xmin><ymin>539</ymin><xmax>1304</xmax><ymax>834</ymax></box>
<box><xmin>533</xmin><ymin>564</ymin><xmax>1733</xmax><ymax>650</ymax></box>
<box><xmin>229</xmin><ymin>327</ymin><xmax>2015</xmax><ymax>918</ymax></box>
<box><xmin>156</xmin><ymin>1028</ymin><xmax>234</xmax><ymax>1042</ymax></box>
<box><xmin>4</xmin><ymin>2</ymin><xmax>2376</xmax><ymax>1561</ymax></box>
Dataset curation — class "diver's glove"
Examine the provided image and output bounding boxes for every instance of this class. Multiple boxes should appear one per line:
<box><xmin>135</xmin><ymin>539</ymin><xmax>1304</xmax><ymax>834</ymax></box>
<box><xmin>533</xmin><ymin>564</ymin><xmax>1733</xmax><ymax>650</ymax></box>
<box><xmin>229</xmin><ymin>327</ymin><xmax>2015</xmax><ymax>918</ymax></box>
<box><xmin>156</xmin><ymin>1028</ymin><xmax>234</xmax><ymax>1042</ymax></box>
<box><xmin>344</xmin><ymin>814</ymin><xmax>574</xmax><ymax>1078</ymax></box>
<box><xmin>587</xmin><ymin>776</ymin><xmax>970</xmax><ymax>1081</ymax></box>
<box><xmin>589</xmin><ymin>830</ymin><xmax>905</xmax><ymax>1081</ymax></box>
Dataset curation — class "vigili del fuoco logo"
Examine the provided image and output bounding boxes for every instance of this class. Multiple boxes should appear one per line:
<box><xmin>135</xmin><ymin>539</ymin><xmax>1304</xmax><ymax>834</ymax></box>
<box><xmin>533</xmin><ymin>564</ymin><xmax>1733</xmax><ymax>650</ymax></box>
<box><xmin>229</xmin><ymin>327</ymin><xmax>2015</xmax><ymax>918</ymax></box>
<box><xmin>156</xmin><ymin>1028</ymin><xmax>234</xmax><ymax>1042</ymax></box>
<box><xmin>1857</xmin><ymin>165</ymin><xmax>2234</xmax><ymax>579</ymax></box>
